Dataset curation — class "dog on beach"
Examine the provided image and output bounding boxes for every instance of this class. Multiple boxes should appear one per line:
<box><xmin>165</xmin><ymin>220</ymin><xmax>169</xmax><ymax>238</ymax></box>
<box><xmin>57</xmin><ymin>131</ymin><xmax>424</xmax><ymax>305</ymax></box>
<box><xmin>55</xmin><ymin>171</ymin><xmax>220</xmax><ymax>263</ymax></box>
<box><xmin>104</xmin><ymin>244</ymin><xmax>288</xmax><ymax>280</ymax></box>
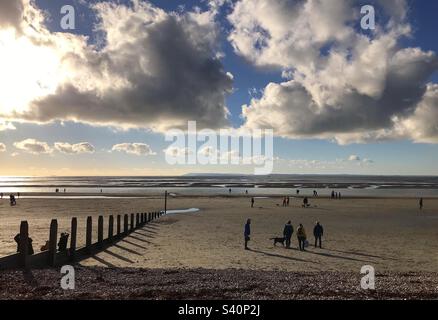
<box><xmin>270</xmin><ymin>237</ymin><xmax>285</xmax><ymax>246</ymax></box>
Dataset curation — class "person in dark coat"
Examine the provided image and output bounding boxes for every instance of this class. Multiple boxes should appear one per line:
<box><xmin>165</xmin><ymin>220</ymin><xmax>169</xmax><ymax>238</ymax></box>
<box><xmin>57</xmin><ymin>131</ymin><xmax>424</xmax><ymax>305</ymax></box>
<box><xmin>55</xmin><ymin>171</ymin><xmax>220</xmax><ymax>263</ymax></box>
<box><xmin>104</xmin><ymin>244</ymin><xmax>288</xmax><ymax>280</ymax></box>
<box><xmin>14</xmin><ymin>234</ymin><xmax>34</xmax><ymax>255</ymax></box>
<box><xmin>244</xmin><ymin>219</ymin><xmax>251</xmax><ymax>250</ymax></box>
<box><xmin>251</xmin><ymin>197</ymin><xmax>255</xmax><ymax>208</ymax></box>
<box><xmin>283</xmin><ymin>221</ymin><xmax>294</xmax><ymax>248</ymax></box>
<box><xmin>302</xmin><ymin>197</ymin><xmax>309</xmax><ymax>207</ymax></box>
<box><xmin>10</xmin><ymin>195</ymin><xmax>16</xmax><ymax>206</ymax></box>
<box><xmin>419</xmin><ymin>198</ymin><xmax>423</xmax><ymax>210</ymax></box>
<box><xmin>58</xmin><ymin>232</ymin><xmax>70</xmax><ymax>252</ymax></box>
<box><xmin>313</xmin><ymin>221</ymin><xmax>324</xmax><ymax>248</ymax></box>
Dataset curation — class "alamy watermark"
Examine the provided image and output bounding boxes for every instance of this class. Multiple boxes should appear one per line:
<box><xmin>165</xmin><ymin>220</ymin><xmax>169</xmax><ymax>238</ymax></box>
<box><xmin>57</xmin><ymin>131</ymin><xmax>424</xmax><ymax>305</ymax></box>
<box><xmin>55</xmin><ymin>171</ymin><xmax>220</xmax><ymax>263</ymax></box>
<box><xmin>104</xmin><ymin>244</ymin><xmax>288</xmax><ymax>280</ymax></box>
<box><xmin>60</xmin><ymin>265</ymin><xmax>75</xmax><ymax>290</ymax></box>
<box><xmin>60</xmin><ymin>5</ymin><xmax>75</xmax><ymax>30</ymax></box>
<box><xmin>59</xmin><ymin>4</ymin><xmax>376</xmax><ymax>31</ymax></box>
<box><xmin>360</xmin><ymin>265</ymin><xmax>375</xmax><ymax>290</ymax></box>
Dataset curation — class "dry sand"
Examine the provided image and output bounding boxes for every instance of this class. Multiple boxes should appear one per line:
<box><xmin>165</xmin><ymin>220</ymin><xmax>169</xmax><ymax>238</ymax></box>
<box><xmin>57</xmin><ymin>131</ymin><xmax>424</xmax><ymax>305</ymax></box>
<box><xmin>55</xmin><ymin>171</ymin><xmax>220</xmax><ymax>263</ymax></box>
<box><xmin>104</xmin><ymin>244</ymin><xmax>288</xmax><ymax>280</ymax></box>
<box><xmin>1</xmin><ymin>195</ymin><xmax>438</xmax><ymax>272</ymax></box>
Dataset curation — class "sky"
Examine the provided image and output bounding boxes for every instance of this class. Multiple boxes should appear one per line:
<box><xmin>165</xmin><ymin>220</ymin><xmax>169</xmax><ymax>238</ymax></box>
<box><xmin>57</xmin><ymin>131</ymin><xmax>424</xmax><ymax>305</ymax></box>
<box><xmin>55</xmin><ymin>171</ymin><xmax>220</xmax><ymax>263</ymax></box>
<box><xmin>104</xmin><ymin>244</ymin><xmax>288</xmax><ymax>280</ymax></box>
<box><xmin>0</xmin><ymin>0</ymin><xmax>437</xmax><ymax>176</ymax></box>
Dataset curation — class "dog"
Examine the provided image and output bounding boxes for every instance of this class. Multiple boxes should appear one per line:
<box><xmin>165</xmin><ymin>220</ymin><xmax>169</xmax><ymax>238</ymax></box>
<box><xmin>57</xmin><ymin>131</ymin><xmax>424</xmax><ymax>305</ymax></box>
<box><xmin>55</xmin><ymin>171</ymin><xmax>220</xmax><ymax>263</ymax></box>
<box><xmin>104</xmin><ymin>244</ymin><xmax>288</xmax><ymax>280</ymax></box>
<box><xmin>270</xmin><ymin>237</ymin><xmax>285</xmax><ymax>246</ymax></box>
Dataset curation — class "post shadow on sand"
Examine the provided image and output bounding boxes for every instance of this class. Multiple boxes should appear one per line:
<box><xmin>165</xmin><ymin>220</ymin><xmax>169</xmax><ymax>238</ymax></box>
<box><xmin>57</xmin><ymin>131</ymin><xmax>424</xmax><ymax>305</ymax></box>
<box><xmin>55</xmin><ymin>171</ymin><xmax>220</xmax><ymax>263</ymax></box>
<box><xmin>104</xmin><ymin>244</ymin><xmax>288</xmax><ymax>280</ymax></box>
<box><xmin>249</xmin><ymin>248</ymin><xmax>314</xmax><ymax>263</ymax></box>
<box><xmin>90</xmin><ymin>255</ymin><xmax>116</xmax><ymax>268</ymax></box>
<box><xmin>324</xmin><ymin>248</ymin><xmax>395</xmax><ymax>260</ymax></box>
<box><xmin>113</xmin><ymin>244</ymin><xmax>142</xmax><ymax>256</ymax></box>
<box><xmin>103</xmin><ymin>249</ymin><xmax>135</xmax><ymax>264</ymax></box>
<box><xmin>142</xmin><ymin>223</ymin><xmax>160</xmax><ymax>230</ymax></box>
<box><xmin>137</xmin><ymin>227</ymin><xmax>158</xmax><ymax>235</ymax></box>
<box><xmin>300</xmin><ymin>248</ymin><xmax>372</xmax><ymax>263</ymax></box>
<box><xmin>128</xmin><ymin>234</ymin><xmax>154</xmax><ymax>244</ymax></box>
<box><xmin>131</xmin><ymin>231</ymin><xmax>155</xmax><ymax>239</ymax></box>
<box><xmin>121</xmin><ymin>239</ymin><xmax>148</xmax><ymax>249</ymax></box>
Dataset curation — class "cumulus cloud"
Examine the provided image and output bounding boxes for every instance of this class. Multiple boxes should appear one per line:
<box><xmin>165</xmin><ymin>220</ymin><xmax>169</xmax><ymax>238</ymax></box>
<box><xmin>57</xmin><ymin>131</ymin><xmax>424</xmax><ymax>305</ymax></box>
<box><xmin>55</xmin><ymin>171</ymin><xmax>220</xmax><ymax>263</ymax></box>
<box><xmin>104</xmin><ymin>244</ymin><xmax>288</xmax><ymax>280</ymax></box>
<box><xmin>0</xmin><ymin>0</ymin><xmax>233</xmax><ymax>131</ymax></box>
<box><xmin>0</xmin><ymin>143</ymin><xmax>6</xmax><ymax>152</ymax></box>
<box><xmin>163</xmin><ymin>147</ymin><xmax>193</xmax><ymax>157</ymax></box>
<box><xmin>55</xmin><ymin>142</ymin><xmax>95</xmax><ymax>154</ymax></box>
<box><xmin>231</xmin><ymin>0</ymin><xmax>438</xmax><ymax>143</ymax></box>
<box><xmin>112</xmin><ymin>143</ymin><xmax>156</xmax><ymax>156</ymax></box>
<box><xmin>395</xmin><ymin>84</ymin><xmax>438</xmax><ymax>143</ymax></box>
<box><xmin>0</xmin><ymin>0</ymin><xmax>24</xmax><ymax>32</ymax></box>
<box><xmin>14</xmin><ymin>138</ymin><xmax>52</xmax><ymax>154</ymax></box>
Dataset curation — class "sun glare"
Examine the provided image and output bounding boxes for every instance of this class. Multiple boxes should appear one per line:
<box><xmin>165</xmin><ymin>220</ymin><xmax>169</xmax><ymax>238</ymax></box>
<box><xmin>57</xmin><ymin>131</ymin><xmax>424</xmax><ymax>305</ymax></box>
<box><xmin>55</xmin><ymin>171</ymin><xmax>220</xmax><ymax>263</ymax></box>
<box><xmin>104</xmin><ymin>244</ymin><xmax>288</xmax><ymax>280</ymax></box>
<box><xmin>0</xmin><ymin>29</ymin><xmax>61</xmax><ymax>115</ymax></box>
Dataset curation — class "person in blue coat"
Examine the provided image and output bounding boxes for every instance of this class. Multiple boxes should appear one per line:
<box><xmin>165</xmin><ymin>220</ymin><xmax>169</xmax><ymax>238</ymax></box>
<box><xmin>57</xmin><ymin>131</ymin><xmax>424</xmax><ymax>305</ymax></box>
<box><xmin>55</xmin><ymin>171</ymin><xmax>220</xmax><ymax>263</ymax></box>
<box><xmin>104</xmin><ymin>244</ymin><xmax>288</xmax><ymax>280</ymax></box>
<box><xmin>244</xmin><ymin>219</ymin><xmax>251</xmax><ymax>250</ymax></box>
<box><xmin>283</xmin><ymin>221</ymin><xmax>294</xmax><ymax>248</ymax></box>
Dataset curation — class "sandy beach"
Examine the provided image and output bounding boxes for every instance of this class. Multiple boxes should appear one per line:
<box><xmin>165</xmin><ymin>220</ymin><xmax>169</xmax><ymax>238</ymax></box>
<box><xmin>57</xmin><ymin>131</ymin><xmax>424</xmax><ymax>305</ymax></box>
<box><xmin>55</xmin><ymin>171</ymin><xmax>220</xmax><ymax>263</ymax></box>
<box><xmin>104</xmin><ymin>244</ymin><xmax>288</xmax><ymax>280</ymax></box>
<box><xmin>1</xmin><ymin>195</ymin><xmax>438</xmax><ymax>273</ymax></box>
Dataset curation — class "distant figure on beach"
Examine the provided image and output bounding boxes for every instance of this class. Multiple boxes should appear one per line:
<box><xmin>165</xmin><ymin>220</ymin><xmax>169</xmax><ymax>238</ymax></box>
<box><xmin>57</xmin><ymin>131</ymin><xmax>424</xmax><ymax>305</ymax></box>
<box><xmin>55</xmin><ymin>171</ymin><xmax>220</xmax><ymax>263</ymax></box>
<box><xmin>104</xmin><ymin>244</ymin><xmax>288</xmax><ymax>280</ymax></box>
<box><xmin>286</xmin><ymin>196</ymin><xmax>290</xmax><ymax>206</ymax></box>
<box><xmin>297</xmin><ymin>224</ymin><xmax>307</xmax><ymax>251</ymax></box>
<box><xmin>58</xmin><ymin>232</ymin><xmax>70</xmax><ymax>252</ymax></box>
<box><xmin>251</xmin><ymin>197</ymin><xmax>254</xmax><ymax>208</ymax></box>
<box><xmin>55</xmin><ymin>188</ymin><xmax>59</xmax><ymax>193</ymax></box>
<box><xmin>244</xmin><ymin>219</ymin><xmax>251</xmax><ymax>250</ymax></box>
<box><xmin>17</xmin><ymin>192</ymin><xmax>20</xmax><ymax>199</ymax></box>
<box><xmin>283</xmin><ymin>221</ymin><xmax>294</xmax><ymax>248</ymax></box>
<box><xmin>296</xmin><ymin>189</ymin><xmax>300</xmax><ymax>195</ymax></box>
<box><xmin>14</xmin><ymin>234</ymin><xmax>34</xmax><ymax>255</ymax></box>
<box><xmin>245</xmin><ymin>190</ymin><xmax>248</xmax><ymax>194</ymax></box>
<box><xmin>64</xmin><ymin>188</ymin><xmax>66</xmax><ymax>193</ymax></box>
<box><xmin>313</xmin><ymin>190</ymin><xmax>318</xmax><ymax>197</ymax></box>
<box><xmin>419</xmin><ymin>198</ymin><xmax>423</xmax><ymax>210</ymax></box>
<box><xmin>313</xmin><ymin>222</ymin><xmax>324</xmax><ymax>248</ymax></box>
<box><xmin>331</xmin><ymin>191</ymin><xmax>335</xmax><ymax>199</ymax></box>
<box><xmin>1</xmin><ymin>192</ymin><xmax>3</xmax><ymax>199</ymax></box>
<box><xmin>10</xmin><ymin>195</ymin><xmax>16</xmax><ymax>206</ymax></box>
<box><xmin>229</xmin><ymin>188</ymin><xmax>232</xmax><ymax>194</ymax></box>
<box><xmin>282</xmin><ymin>197</ymin><xmax>287</xmax><ymax>207</ymax></box>
<box><xmin>338</xmin><ymin>192</ymin><xmax>342</xmax><ymax>199</ymax></box>
<box><xmin>302</xmin><ymin>197</ymin><xmax>309</xmax><ymax>208</ymax></box>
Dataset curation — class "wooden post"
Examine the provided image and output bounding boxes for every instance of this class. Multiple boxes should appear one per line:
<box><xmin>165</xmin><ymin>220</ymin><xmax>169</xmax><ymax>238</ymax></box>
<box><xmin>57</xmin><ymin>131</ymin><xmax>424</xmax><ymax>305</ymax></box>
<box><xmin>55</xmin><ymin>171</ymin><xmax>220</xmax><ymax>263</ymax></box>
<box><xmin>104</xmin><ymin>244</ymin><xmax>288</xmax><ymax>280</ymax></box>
<box><xmin>48</xmin><ymin>219</ymin><xmax>58</xmax><ymax>267</ymax></box>
<box><xmin>141</xmin><ymin>213</ymin><xmax>144</xmax><ymax>224</ymax></box>
<box><xmin>70</xmin><ymin>217</ymin><xmax>77</xmax><ymax>261</ymax></box>
<box><xmin>130</xmin><ymin>213</ymin><xmax>134</xmax><ymax>231</ymax></box>
<box><xmin>86</xmin><ymin>216</ymin><xmax>92</xmax><ymax>252</ymax></box>
<box><xmin>18</xmin><ymin>221</ymin><xmax>29</xmax><ymax>269</ymax></box>
<box><xmin>98</xmin><ymin>215</ymin><xmax>104</xmax><ymax>246</ymax></box>
<box><xmin>108</xmin><ymin>215</ymin><xmax>114</xmax><ymax>240</ymax></box>
<box><xmin>124</xmin><ymin>214</ymin><xmax>128</xmax><ymax>234</ymax></box>
<box><xmin>164</xmin><ymin>190</ymin><xmax>167</xmax><ymax>215</ymax></box>
<box><xmin>117</xmin><ymin>214</ymin><xmax>121</xmax><ymax>236</ymax></box>
<box><xmin>147</xmin><ymin>212</ymin><xmax>150</xmax><ymax>222</ymax></box>
<box><xmin>136</xmin><ymin>213</ymin><xmax>139</xmax><ymax>228</ymax></box>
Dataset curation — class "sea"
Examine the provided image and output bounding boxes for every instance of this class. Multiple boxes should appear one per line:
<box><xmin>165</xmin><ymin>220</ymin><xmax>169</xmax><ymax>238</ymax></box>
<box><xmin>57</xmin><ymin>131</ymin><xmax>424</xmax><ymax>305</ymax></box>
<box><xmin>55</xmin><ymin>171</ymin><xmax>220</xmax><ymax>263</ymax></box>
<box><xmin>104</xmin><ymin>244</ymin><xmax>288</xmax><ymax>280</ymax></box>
<box><xmin>1</xmin><ymin>175</ymin><xmax>438</xmax><ymax>198</ymax></box>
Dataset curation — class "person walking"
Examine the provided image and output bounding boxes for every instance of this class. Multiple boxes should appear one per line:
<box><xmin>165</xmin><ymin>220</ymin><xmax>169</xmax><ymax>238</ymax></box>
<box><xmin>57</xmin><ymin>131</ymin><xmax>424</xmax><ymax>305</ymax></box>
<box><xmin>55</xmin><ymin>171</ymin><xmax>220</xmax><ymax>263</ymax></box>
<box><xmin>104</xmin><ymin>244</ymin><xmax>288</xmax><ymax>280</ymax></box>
<box><xmin>251</xmin><ymin>197</ymin><xmax>255</xmax><ymax>208</ymax></box>
<box><xmin>303</xmin><ymin>197</ymin><xmax>309</xmax><ymax>207</ymax></box>
<box><xmin>419</xmin><ymin>198</ymin><xmax>423</xmax><ymax>210</ymax></box>
<box><xmin>297</xmin><ymin>224</ymin><xmax>307</xmax><ymax>251</ymax></box>
<box><xmin>283</xmin><ymin>221</ymin><xmax>294</xmax><ymax>248</ymax></box>
<box><xmin>244</xmin><ymin>219</ymin><xmax>251</xmax><ymax>250</ymax></box>
<box><xmin>313</xmin><ymin>221</ymin><xmax>324</xmax><ymax>248</ymax></box>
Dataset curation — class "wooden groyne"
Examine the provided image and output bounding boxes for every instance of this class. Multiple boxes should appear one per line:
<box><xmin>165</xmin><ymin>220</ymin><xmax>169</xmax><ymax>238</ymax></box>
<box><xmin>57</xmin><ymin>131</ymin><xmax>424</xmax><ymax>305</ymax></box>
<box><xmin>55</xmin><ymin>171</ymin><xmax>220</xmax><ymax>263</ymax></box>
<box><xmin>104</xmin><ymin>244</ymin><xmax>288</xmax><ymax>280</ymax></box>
<box><xmin>0</xmin><ymin>211</ymin><xmax>166</xmax><ymax>270</ymax></box>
